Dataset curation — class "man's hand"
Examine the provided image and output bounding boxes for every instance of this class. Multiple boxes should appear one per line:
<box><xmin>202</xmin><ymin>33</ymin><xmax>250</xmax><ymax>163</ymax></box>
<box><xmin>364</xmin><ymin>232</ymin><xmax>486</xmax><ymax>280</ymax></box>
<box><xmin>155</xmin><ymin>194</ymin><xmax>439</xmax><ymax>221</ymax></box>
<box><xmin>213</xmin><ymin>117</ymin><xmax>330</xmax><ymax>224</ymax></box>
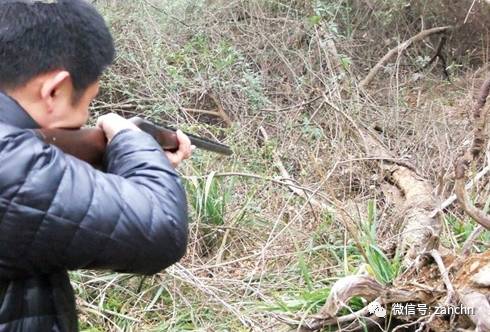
<box><xmin>97</xmin><ymin>113</ymin><xmax>192</xmax><ymax>168</ymax></box>
<box><xmin>165</xmin><ymin>130</ymin><xmax>194</xmax><ymax>168</ymax></box>
<box><xmin>97</xmin><ymin>113</ymin><xmax>140</xmax><ymax>142</ymax></box>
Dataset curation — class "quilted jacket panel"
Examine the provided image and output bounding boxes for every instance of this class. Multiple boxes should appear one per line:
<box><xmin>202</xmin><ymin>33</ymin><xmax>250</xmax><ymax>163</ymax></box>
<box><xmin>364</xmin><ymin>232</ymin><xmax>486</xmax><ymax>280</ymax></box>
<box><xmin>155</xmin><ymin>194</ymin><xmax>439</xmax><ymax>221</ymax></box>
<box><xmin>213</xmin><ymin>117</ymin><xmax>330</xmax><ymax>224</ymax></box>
<box><xmin>0</xmin><ymin>92</ymin><xmax>189</xmax><ymax>331</ymax></box>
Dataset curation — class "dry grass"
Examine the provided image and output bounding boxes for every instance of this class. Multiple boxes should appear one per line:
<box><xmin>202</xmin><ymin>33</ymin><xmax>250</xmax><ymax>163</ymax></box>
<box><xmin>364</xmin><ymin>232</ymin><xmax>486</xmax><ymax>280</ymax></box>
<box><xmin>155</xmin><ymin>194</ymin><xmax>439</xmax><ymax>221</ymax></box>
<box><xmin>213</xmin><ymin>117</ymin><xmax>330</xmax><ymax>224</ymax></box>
<box><xmin>76</xmin><ymin>1</ymin><xmax>490</xmax><ymax>331</ymax></box>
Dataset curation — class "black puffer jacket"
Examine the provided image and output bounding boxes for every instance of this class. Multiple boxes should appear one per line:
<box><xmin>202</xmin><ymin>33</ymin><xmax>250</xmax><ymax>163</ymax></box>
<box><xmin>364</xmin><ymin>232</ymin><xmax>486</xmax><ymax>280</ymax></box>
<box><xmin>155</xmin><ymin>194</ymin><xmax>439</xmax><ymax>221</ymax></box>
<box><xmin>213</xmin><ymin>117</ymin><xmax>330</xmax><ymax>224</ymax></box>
<box><xmin>0</xmin><ymin>92</ymin><xmax>188</xmax><ymax>331</ymax></box>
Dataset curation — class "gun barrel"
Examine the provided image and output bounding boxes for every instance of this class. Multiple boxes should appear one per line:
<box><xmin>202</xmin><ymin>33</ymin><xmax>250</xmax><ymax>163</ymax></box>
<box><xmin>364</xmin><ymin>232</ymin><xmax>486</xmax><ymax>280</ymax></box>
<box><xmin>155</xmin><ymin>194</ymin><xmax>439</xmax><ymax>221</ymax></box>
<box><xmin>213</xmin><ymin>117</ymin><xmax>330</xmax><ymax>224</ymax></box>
<box><xmin>187</xmin><ymin>134</ymin><xmax>233</xmax><ymax>155</ymax></box>
<box><xmin>129</xmin><ymin>117</ymin><xmax>233</xmax><ymax>156</ymax></box>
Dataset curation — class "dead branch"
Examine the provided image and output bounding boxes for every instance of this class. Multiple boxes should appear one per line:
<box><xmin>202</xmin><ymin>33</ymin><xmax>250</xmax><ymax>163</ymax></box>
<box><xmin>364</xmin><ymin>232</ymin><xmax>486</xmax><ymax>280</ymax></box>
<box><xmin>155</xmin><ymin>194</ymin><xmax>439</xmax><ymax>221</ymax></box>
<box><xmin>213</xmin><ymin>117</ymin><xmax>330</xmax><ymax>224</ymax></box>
<box><xmin>430</xmin><ymin>250</ymin><xmax>456</xmax><ymax>304</ymax></box>
<box><xmin>259</xmin><ymin>96</ymin><xmax>322</xmax><ymax>112</ymax></box>
<box><xmin>209</xmin><ymin>93</ymin><xmax>233</xmax><ymax>127</ymax></box>
<box><xmin>305</xmin><ymin>274</ymin><xmax>424</xmax><ymax>331</ymax></box>
<box><xmin>454</xmin><ymin>166</ymin><xmax>490</xmax><ymax>230</ymax></box>
<box><xmin>461</xmin><ymin>225</ymin><xmax>485</xmax><ymax>256</ymax></box>
<box><xmin>318</xmin><ymin>276</ymin><xmax>385</xmax><ymax>317</ymax></box>
<box><xmin>430</xmin><ymin>164</ymin><xmax>490</xmax><ymax>219</ymax></box>
<box><xmin>361</xmin><ymin>134</ymin><xmax>441</xmax><ymax>262</ymax></box>
<box><xmin>317</xmin><ymin>275</ymin><xmax>418</xmax><ymax>317</ymax></box>
<box><xmin>455</xmin><ymin>77</ymin><xmax>490</xmax><ymax>230</ymax></box>
<box><xmin>360</xmin><ymin>26</ymin><xmax>451</xmax><ymax>89</ymax></box>
<box><xmin>181</xmin><ymin>107</ymin><xmax>222</xmax><ymax>117</ymax></box>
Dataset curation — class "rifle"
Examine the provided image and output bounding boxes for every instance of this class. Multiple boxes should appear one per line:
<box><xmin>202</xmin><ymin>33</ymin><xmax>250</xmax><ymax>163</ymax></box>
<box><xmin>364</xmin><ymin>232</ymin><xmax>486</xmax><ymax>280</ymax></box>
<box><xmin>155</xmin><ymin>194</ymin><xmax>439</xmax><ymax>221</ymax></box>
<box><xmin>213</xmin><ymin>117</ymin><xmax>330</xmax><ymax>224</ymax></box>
<box><xmin>32</xmin><ymin>117</ymin><xmax>232</xmax><ymax>166</ymax></box>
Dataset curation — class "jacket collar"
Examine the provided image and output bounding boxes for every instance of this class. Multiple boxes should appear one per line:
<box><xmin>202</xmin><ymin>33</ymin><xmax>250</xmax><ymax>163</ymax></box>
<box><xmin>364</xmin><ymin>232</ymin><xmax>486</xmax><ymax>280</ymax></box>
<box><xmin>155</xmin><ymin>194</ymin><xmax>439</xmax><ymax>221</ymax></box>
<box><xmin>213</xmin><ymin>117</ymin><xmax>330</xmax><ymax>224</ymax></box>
<box><xmin>0</xmin><ymin>92</ymin><xmax>39</xmax><ymax>129</ymax></box>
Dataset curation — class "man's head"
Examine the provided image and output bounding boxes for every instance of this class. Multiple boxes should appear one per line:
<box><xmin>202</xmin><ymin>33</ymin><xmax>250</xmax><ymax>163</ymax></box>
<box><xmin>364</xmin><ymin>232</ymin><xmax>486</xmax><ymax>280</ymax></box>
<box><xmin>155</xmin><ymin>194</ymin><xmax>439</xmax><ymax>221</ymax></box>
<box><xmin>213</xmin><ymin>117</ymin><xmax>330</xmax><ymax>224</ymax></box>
<box><xmin>0</xmin><ymin>0</ymin><xmax>115</xmax><ymax>128</ymax></box>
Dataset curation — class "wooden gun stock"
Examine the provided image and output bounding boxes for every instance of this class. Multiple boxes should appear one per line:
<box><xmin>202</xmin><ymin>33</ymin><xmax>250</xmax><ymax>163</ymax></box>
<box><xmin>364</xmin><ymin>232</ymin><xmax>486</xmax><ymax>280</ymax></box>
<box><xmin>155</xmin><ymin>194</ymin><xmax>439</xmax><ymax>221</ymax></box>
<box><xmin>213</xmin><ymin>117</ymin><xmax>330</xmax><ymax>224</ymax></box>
<box><xmin>33</xmin><ymin>117</ymin><xmax>232</xmax><ymax>166</ymax></box>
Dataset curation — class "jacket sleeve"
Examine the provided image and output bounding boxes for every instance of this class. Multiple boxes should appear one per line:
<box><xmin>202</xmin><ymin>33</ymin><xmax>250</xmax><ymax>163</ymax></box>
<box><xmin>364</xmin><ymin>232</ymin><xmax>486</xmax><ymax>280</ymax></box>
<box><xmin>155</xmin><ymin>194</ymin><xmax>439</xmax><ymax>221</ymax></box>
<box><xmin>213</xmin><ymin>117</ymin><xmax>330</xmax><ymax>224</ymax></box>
<box><xmin>0</xmin><ymin>127</ymin><xmax>188</xmax><ymax>276</ymax></box>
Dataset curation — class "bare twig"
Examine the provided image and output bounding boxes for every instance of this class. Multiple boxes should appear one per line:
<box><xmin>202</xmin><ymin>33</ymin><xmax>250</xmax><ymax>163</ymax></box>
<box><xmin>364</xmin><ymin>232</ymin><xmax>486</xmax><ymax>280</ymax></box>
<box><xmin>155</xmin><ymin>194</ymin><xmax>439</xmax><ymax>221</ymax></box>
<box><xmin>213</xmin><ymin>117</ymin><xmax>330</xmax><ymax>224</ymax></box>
<box><xmin>258</xmin><ymin>126</ymin><xmax>331</xmax><ymax>212</ymax></box>
<box><xmin>464</xmin><ymin>0</ymin><xmax>478</xmax><ymax>24</ymax></box>
<box><xmin>259</xmin><ymin>96</ymin><xmax>322</xmax><ymax>112</ymax></box>
<box><xmin>394</xmin><ymin>316</ymin><xmax>428</xmax><ymax>332</ymax></box>
<box><xmin>180</xmin><ymin>107</ymin><xmax>222</xmax><ymax>117</ymax></box>
<box><xmin>430</xmin><ymin>249</ymin><xmax>456</xmax><ymax>303</ymax></box>
<box><xmin>461</xmin><ymin>226</ymin><xmax>485</xmax><ymax>256</ymax></box>
<box><xmin>141</xmin><ymin>0</ymin><xmax>191</xmax><ymax>28</ymax></box>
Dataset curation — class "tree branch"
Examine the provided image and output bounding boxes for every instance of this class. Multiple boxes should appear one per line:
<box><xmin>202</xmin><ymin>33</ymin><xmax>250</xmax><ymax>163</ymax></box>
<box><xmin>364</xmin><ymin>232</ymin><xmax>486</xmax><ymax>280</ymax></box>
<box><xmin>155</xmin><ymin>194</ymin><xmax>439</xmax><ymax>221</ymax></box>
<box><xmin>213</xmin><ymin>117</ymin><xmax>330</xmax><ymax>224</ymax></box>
<box><xmin>455</xmin><ymin>76</ymin><xmax>490</xmax><ymax>230</ymax></box>
<box><xmin>360</xmin><ymin>26</ymin><xmax>451</xmax><ymax>89</ymax></box>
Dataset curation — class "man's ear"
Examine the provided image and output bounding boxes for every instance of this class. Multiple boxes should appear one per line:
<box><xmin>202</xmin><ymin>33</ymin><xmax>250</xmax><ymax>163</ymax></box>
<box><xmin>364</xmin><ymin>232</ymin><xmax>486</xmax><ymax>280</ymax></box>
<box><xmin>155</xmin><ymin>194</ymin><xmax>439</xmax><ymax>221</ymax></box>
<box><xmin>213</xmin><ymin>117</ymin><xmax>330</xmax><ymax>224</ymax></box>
<box><xmin>40</xmin><ymin>71</ymin><xmax>71</xmax><ymax>112</ymax></box>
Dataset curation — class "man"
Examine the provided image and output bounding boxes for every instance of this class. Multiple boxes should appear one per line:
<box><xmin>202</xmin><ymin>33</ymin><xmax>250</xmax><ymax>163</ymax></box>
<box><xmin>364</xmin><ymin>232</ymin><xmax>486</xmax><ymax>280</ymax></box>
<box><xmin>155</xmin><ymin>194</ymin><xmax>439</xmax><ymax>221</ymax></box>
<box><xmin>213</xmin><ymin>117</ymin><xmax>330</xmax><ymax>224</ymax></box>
<box><xmin>0</xmin><ymin>0</ymin><xmax>191</xmax><ymax>331</ymax></box>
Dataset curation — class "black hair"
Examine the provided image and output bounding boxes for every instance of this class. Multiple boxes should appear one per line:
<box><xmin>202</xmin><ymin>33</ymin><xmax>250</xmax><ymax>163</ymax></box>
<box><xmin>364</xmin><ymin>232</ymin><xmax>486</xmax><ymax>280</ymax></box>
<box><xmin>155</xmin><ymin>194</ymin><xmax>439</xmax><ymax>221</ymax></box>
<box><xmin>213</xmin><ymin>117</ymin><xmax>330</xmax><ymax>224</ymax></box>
<box><xmin>0</xmin><ymin>0</ymin><xmax>115</xmax><ymax>96</ymax></box>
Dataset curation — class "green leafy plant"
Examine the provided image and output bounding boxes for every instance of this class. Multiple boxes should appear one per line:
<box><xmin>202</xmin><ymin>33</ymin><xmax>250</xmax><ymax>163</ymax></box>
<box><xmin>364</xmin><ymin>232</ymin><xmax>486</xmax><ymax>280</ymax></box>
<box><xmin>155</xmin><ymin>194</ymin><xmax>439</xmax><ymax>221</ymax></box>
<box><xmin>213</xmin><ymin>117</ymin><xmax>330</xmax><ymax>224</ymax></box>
<box><xmin>260</xmin><ymin>287</ymin><xmax>330</xmax><ymax>313</ymax></box>
<box><xmin>185</xmin><ymin>173</ymin><xmax>234</xmax><ymax>254</ymax></box>
<box><xmin>186</xmin><ymin>172</ymin><xmax>230</xmax><ymax>227</ymax></box>
<box><xmin>359</xmin><ymin>200</ymin><xmax>401</xmax><ymax>284</ymax></box>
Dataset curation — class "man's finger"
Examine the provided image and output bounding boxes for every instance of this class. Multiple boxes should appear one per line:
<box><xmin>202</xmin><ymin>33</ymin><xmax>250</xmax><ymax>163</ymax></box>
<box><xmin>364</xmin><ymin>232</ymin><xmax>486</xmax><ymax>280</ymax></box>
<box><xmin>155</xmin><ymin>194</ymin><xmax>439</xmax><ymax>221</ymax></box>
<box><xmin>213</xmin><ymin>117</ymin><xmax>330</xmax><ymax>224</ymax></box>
<box><xmin>176</xmin><ymin>130</ymin><xmax>192</xmax><ymax>158</ymax></box>
<box><xmin>95</xmin><ymin>114</ymin><xmax>107</xmax><ymax>128</ymax></box>
<box><xmin>176</xmin><ymin>130</ymin><xmax>191</xmax><ymax>146</ymax></box>
<box><xmin>164</xmin><ymin>130</ymin><xmax>193</xmax><ymax>168</ymax></box>
<box><xmin>164</xmin><ymin>151</ymin><xmax>179</xmax><ymax>168</ymax></box>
